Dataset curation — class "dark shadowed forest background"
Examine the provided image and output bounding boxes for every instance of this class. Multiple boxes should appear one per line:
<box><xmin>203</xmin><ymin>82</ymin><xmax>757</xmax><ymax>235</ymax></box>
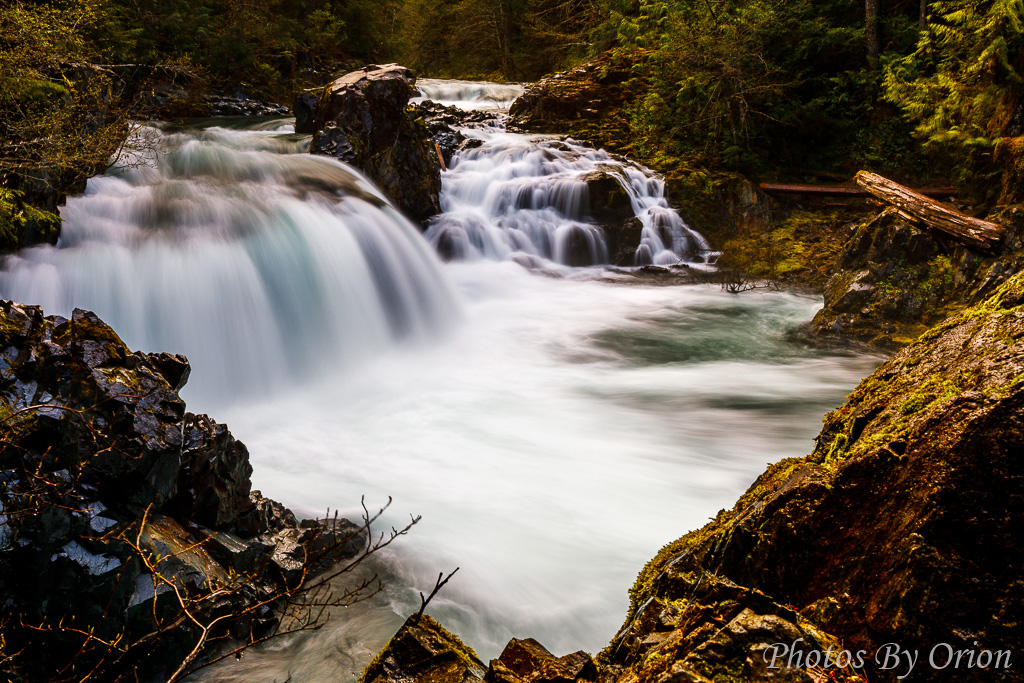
<box><xmin>4</xmin><ymin>0</ymin><xmax>1024</xmax><ymax>241</ymax></box>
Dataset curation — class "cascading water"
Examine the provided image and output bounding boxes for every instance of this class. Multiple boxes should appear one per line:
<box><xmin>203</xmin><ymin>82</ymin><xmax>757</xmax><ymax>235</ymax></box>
<box><xmin>0</xmin><ymin>83</ymin><xmax>882</xmax><ymax>683</ymax></box>
<box><xmin>425</xmin><ymin>128</ymin><xmax>713</xmax><ymax>268</ymax></box>
<box><xmin>0</xmin><ymin>120</ymin><xmax>458</xmax><ymax>402</ymax></box>
<box><xmin>413</xmin><ymin>79</ymin><xmax>526</xmax><ymax>111</ymax></box>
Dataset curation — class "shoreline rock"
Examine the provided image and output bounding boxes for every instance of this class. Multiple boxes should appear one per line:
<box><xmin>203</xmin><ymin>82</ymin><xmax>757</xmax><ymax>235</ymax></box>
<box><xmin>0</xmin><ymin>301</ymin><xmax>362</xmax><ymax>681</ymax></box>
<box><xmin>810</xmin><ymin>204</ymin><xmax>1024</xmax><ymax>347</ymax></box>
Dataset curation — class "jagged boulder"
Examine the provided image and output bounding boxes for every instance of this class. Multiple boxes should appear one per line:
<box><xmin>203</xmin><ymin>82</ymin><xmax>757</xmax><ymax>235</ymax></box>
<box><xmin>811</xmin><ymin>206</ymin><xmax>1024</xmax><ymax>346</ymax></box>
<box><xmin>485</xmin><ymin>638</ymin><xmax>597</xmax><ymax>683</ymax></box>
<box><xmin>0</xmin><ymin>301</ymin><xmax>362</xmax><ymax>681</ymax></box>
<box><xmin>299</xmin><ymin>64</ymin><xmax>442</xmax><ymax>223</ymax></box>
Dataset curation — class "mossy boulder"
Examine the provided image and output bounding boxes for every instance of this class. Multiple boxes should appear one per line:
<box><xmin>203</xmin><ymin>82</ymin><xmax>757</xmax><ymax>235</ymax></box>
<box><xmin>811</xmin><ymin>205</ymin><xmax>1024</xmax><ymax>347</ymax></box>
<box><xmin>509</xmin><ymin>52</ymin><xmax>630</xmax><ymax>136</ymax></box>
<box><xmin>610</xmin><ymin>273</ymin><xmax>1024</xmax><ymax>682</ymax></box>
<box><xmin>362</xmin><ymin>614</ymin><xmax>487</xmax><ymax>683</ymax></box>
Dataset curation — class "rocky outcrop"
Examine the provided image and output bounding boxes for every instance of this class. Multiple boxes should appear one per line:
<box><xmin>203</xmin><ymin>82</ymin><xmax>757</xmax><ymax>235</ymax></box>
<box><xmin>408</xmin><ymin>101</ymin><xmax>498</xmax><ymax>168</ymax></box>
<box><xmin>364</xmin><ymin>615</ymin><xmax>598</xmax><ymax>683</ymax></box>
<box><xmin>363</xmin><ymin>272</ymin><xmax>1024</xmax><ymax>683</ymax></box>
<box><xmin>0</xmin><ymin>302</ymin><xmax>361</xmax><ymax>681</ymax></box>
<box><xmin>509</xmin><ymin>52</ymin><xmax>630</xmax><ymax>136</ymax></box>
<box><xmin>299</xmin><ymin>64</ymin><xmax>442</xmax><ymax>223</ymax></box>
<box><xmin>580</xmin><ymin>169</ymin><xmax>643</xmax><ymax>266</ymax></box>
<box><xmin>811</xmin><ymin>205</ymin><xmax>1024</xmax><ymax>346</ymax></box>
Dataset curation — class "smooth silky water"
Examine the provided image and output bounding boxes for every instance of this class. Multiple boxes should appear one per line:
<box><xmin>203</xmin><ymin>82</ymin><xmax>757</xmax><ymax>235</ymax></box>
<box><xmin>0</xmin><ymin>84</ymin><xmax>883</xmax><ymax>680</ymax></box>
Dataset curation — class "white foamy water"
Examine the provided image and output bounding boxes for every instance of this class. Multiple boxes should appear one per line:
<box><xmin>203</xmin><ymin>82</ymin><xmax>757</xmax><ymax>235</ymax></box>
<box><xmin>0</xmin><ymin>95</ymin><xmax>881</xmax><ymax>682</ymax></box>
<box><xmin>0</xmin><ymin>122</ymin><xmax>458</xmax><ymax>402</ymax></box>
<box><xmin>418</xmin><ymin>80</ymin><xmax>710</xmax><ymax>268</ymax></box>
<box><xmin>413</xmin><ymin>79</ymin><xmax>525</xmax><ymax>111</ymax></box>
<box><xmin>426</xmin><ymin>126</ymin><xmax>712</xmax><ymax>268</ymax></box>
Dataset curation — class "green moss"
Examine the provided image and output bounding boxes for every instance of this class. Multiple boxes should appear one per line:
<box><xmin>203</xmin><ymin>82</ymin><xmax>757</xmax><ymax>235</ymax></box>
<box><xmin>360</xmin><ymin>615</ymin><xmax>482</xmax><ymax>683</ymax></box>
<box><xmin>716</xmin><ymin>209</ymin><xmax>854</xmax><ymax>286</ymax></box>
<box><xmin>0</xmin><ymin>189</ymin><xmax>61</xmax><ymax>253</ymax></box>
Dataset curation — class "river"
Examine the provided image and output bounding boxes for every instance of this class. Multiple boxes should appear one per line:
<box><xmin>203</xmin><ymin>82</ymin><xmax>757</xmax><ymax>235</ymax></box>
<box><xmin>0</xmin><ymin>81</ymin><xmax>881</xmax><ymax>680</ymax></box>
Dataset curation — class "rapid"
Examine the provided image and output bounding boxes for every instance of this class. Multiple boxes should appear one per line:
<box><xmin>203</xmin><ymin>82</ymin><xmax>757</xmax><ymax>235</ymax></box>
<box><xmin>0</xmin><ymin>83</ymin><xmax>881</xmax><ymax>681</ymax></box>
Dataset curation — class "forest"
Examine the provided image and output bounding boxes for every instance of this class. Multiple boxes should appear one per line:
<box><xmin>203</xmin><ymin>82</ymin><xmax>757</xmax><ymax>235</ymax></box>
<box><xmin>3</xmin><ymin>2</ymin><xmax>1024</xmax><ymax>682</ymax></box>
<box><xmin>3</xmin><ymin>0</ymin><xmax>1024</xmax><ymax>225</ymax></box>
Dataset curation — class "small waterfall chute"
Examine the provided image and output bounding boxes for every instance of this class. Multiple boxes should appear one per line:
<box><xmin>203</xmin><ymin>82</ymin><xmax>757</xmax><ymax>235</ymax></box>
<box><xmin>412</xmin><ymin>79</ymin><xmax>525</xmax><ymax>111</ymax></box>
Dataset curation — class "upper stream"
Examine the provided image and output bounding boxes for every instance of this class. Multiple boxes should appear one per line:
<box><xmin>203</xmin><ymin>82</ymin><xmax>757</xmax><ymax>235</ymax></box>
<box><xmin>0</xmin><ymin>82</ymin><xmax>881</xmax><ymax>680</ymax></box>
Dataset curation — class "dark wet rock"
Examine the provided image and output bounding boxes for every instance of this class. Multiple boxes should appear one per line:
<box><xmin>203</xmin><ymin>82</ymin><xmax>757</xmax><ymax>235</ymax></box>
<box><xmin>407</xmin><ymin>101</ymin><xmax>499</xmax><ymax>167</ymax></box>
<box><xmin>302</xmin><ymin>64</ymin><xmax>442</xmax><ymax>223</ymax></box>
<box><xmin>294</xmin><ymin>89</ymin><xmax>320</xmax><ymax>134</ymax></box>
<box><xmin>362</xmin><ymin>614</ymin><xmax>487</xmax><ymax>683</ymax></box>
<box><xmin>809</xmin><ymin>206</ymin><xmax>1024</xmax><ymax>346</ymax></box>
<box><xmin>0</xmin><ymin>300</ymin><xmax>362</xmax><ymax>680</ymax></box>
<box><xmin>203</xmin><ymin>94</ymin><xmax>290</xmax><ymax>117</ymax></box>
<box><xmin>562</xmin><ymin>225</ymin><xmax>602</xmax><ymax>267</ymax></box>
<box><xmin>173</xmin><ymin>412</ymin><xmax>255</xmax><ymax>531</ymax></box>
<box><xmin>509</xmin><ymin>52</ymin><xmax>630</xmax><ymax>135</ymax></box>
<box><xmin>581</xmin><ymin>170</ymin><xmax>642</xmax><ymax>266</ymax></box>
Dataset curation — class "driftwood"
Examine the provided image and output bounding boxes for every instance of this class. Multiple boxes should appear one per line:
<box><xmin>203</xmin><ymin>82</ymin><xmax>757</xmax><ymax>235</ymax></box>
<box><xmin>855</xmin><ymin>171</ymin><xmax>1003</xmax><ymax>250</ymax></box>
<box><xmin>434</xmin><ymin>142</ymin><xmax>446</xmax><ymax>171</ymax></box>
<box><xmin>758</xmin><ymin>182</ymin><xmax>957</xmax><ymax>198</ymax></box>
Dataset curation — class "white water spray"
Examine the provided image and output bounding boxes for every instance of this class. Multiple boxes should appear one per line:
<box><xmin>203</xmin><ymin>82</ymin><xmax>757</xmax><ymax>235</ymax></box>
<box><xmin>426</xmin><ymin>127</ymin><xmax>713</xmax><ymax>268</ymax></box>
<box><xmin>0</xmin><ymin>122</ymin><xmax>459</xmax><ymax>402</ymax></box>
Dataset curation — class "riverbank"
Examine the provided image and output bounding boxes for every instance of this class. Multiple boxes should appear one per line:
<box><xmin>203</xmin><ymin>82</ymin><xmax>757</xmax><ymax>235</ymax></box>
<box><xmin>362</xmin><ymin>269</ymin><xmax>1024</xmax><ymax>683</ymax></box>
<box><xmin>1</xmin><ymin>61</ymin><xmax>1019</xmax><ymax>683</ymax></box>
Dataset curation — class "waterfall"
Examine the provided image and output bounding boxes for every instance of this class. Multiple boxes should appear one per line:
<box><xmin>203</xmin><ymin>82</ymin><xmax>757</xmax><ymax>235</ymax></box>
<box><xmin>413</xmin><ymin>81</ymin><xmax>713</xmax><ymax>269</ymax></box>
<box><xmin>413</xmin><ymin>79</ymin><xmax>525</xmax><ymax>111</ymax></box>
<box><xmin>0</xmin><ymin>121</ymin><xmax>459</xmax><ymax>403</ymax></box>
<box><xmin>424</xmin><ymin>127</ymin><xmax>714</xmax><ymax>268</ymax></box>
<box><xmin>0</xmin><ymin>83</ymin><xmax>882</xmax><ymax>683</ymax></box>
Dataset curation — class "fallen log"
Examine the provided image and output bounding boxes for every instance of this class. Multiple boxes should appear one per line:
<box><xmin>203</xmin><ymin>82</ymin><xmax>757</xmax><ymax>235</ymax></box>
<box><xmin>758</xmin><ymin>182</ymin><xmax>957</xmax><ymax>198</ymax></box>
<box><xmin>855</xmin><ymin>171</ymin><xmax>1003</xmax><ymax>250</ymax></box>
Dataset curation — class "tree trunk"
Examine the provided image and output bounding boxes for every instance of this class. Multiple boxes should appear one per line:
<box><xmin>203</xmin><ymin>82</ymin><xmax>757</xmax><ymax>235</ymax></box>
<box><xmin>759</xmin><ymin>182</ymin><xmax>957</xmax><ymax>198</ymax></box>
<box><xmin>866</xmin><ymin>0</ymin><xmax>881</xmax><ymax>65</ymax></box>
<box><xmin>855</xmin><ymin>171</ymin><xmax>1004</xmax><ymax>250</ymax></box>
<box><xmin>497</xmin><ymin>0</ymin><xmax>516</xmax><ymax>80</ymax></box>
<box><xmin>920</xmin><ymin>0</ymin><xmax>928</xmax><ymax>27</ymax></box>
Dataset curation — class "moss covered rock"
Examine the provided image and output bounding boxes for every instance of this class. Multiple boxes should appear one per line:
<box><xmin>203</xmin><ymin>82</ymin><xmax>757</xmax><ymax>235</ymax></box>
<box><xmin>362</xmin><ymin>614</ymin><xmax>487</xmax><ymax>683</ymax></box>
<box><xmin>610</xmin><ymin>273</ymin><xmax>1024</xmax><ymax>681</ymax></box>
<box><xmin>508</xmin><ymin>52</ymin><xmax>630</xmax><ymax>137</ymax></box>
<box><xmin>811</xmin><ymin>206</ymin><xmax>1024</xmax><ymax>347</ymax></box>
